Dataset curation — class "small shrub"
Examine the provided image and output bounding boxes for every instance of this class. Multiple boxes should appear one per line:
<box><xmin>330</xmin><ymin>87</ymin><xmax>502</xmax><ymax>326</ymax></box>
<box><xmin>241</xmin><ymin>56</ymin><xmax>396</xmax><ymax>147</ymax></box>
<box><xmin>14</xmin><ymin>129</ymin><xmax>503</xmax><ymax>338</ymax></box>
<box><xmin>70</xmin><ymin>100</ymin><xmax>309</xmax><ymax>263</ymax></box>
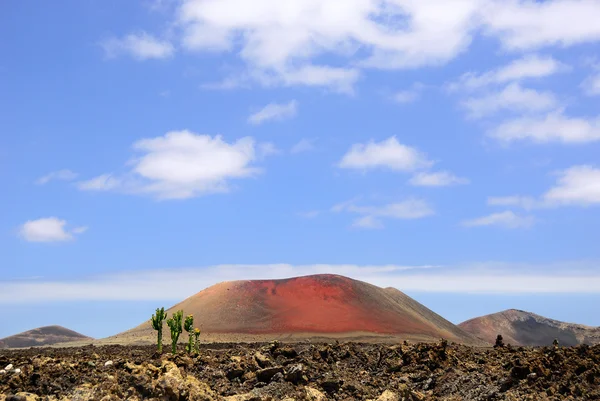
<box><xmin>494</xmin><ymin>334</ymin><xmax>505</xmax><ymax>348</ymax></box>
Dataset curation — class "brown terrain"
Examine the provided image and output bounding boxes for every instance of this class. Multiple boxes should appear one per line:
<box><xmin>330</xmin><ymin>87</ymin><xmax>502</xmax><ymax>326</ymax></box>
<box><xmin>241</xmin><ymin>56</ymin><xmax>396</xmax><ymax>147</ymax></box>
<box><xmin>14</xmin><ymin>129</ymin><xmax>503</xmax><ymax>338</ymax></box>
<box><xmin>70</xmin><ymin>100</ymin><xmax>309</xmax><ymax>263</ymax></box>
<box><xmin>1</xmin><ymin>341</ymin><xmax>599</xmax><ymax>400</ymax></box>
<box><xmin>0</xmin><ymin>326</ymin><xmax>92</xmax><ymax>349</ymax></box>
<box><xmin>111</xmin><ymin>274</ymin><xmax>485</xmax><ymax>346</ymax></box>
<box><xmin>459</xmin><ymin>309</ymin><xmax>600</xmax><ymax>347</ymax></box>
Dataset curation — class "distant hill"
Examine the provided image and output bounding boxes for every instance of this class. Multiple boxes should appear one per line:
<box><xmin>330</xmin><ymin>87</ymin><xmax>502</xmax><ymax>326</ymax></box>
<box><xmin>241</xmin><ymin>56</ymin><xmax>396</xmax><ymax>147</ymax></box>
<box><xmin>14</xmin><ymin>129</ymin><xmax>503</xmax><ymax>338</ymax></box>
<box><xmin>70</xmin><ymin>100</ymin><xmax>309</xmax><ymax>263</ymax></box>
<box><xmin>0</xmin><ymin>325</ymin><xmax>93</xmax><ymax>348</ymax></box>
<box><xmin>459</xmin><ymin>309</ymin><xmax>600</xmax><ymax>346</ymax></box>
<box><xmin>112</xmin><ymin>274</ymin><xmax>485</xmax><ymax>345</ymax></box>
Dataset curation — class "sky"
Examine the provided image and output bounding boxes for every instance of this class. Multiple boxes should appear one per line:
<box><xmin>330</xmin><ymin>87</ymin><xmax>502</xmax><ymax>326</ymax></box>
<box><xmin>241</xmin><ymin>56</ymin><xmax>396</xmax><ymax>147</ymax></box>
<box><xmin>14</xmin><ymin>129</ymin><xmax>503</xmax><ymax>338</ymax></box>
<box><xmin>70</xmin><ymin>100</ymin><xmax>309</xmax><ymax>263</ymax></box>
<box><xmin>1</xmin><ymin>0</ymin><xmax>600</xmax><ymax>339</ymax></box>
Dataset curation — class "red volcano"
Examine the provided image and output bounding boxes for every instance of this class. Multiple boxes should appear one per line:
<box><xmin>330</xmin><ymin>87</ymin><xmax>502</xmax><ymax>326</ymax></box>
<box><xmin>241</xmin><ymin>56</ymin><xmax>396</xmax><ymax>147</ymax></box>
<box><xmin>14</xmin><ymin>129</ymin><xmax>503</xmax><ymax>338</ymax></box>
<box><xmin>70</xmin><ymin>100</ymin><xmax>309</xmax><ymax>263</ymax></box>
<box><xmin>121</xmin><ymin>274</ymin><xmax>483</xmax><ymax>344</ymax></box>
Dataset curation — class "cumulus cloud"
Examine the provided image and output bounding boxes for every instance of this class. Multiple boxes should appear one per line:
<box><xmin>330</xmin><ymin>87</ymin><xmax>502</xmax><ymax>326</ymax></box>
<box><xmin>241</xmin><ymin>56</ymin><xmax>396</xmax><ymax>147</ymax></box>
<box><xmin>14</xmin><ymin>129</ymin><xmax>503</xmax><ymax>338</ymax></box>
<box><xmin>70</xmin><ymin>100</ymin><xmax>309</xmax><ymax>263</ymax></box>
<box><xmin>488</xmin><ymin>165</ymin><xmax>600</xmax><ymax>211</ymax></box>
<box><xmin>101</xmin><ymin>32</ymin><xmax>174</xmax><ymax>60</ymax></box>
<box><xmin>543</xmin><ymin>165</ymin><xmax>600</xmax><ymax>206</ymax></box>
<box><xmin>489</xmin><ymin>110</ymin><xmax>600</xmax><ymax>144</ymax></box>
<box><xmin>334</xmin><ymin>198</ymin><xmax>434</xmax><ymax>229</ymax></box>
<box><xmin>35</xmin><ymin>170</ymin><xmax>78</xmax><ymax>185</ymax></box>
<box><xmin>3</xmin><ymin>261</ymin><xmax>600</xmax><ymax>303</ymax></box>
<box><xmin>449</xmin><ymin>54</ymin><xmax>567</xmax><ymax>91</ymax></box>
<box><xmin>108</xmin><ymin>1</ymin><xmax>600</xmax><ymax>91</ymax></box>
<box><xmin>482</xmin><ymin>0</ymin><xmax>600</xmax><ymax>50</ymax></box>
<box><xmin>78</xmin><ymin>130</ymin><xmax>271</xmax><ymax>199</ymax></box>
<box><xmin>461</xmin><ymin>83</ymin><xmax>558</xmax><ymax>119</ymax></box>
<box><xmin>462</xmin><ymin>211</ymin><xmax>535</xmax><ymax>229</ymax></box>
<box><xmin>178</xmin><ymin>0</ymin><xmax>481</xmax><ymax>75</ymax></box>
<box><xmin>338</xmin><ymin>136</ymin><xmax>432</xmax><ymax>172</ymax></box>
<box><xmin>248</xmin><ymin>100</ymin><xmax>298</xmax><ymax>125</ymax></box>
<box><xmin>409</xmin><ymin>171</ymin><xmax>469</xmax><ymax>187</ymax></box>
<box><xmin>19</xmin><ymin>217</ymin><xmax>87</xmax><ymax>242</ymax></box>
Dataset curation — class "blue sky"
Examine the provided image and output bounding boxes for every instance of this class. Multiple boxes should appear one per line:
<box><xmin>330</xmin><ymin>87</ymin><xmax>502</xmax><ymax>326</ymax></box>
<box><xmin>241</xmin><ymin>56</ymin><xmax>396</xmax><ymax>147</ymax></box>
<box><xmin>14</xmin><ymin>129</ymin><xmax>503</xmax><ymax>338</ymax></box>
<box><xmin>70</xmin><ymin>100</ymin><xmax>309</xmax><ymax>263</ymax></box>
<box><xmin>2</xmin><ymin>0</ymin><xmax>600</xmax><ymax>339</ymax></box>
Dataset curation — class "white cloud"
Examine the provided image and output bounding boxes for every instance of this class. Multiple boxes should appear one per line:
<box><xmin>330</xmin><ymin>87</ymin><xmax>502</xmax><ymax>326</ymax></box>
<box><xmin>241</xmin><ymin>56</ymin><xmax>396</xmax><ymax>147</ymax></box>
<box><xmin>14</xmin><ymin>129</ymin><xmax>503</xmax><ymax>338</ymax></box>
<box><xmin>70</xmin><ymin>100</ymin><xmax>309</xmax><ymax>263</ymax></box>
<box><xmin>582</xmin><ymin>72</ymin><xmax>600</xmax><ymax>96</ymax></box>
<box><xmin>290</xmin><ymin>138</ymin><xmax>316</xmax><ymax>154</ymax></box>
<box><xmin>19</xmin><ymin>217</ymin><xmax>87</xmax><ymax>243</ymax></box>
<box><xmin>78</xmin><ymin>130</ymin><xmax>271</xmax><ymax>199</ymax></box>
<box><xmin>338</xmin><ymin>136</ymin><xmax>432</xmax><ymax>172</ymax></box>
<box><xmin>409</xmin><ymin>171</ymin><xmax>469</xmax><ymax>187</ymax></box>
<box><xmin>462</xmin><ymin>83</ymin><xmax>558</xmax><ymax>119</ymax></box>
<box><xmin>335</xmin><ymin>198</ymin><xmax>434</xmax><ymax>229</ymax></box>
<box><xmin>482</xmin><ymin>0</ymin><xmax>600</xmax><ymax>50</ymax></box>
<box><xmin>487</xmin><ymin>196</ymin><xmax>538</xmax><ymax>210</ymax></box>
<box><xmin>248</xmin><ymin>100</ymin><xmax>298</xmax><ymax>125</ymax></box>
<box><xmin>35</xmin><ymin>169</ymin><xmax>78</xmax><ymax>185</ymax></box>
<box><xmin>393</xmin><ymin>90</ymin><xmax>419</xmax><ymax>104</ymax></box>
<box><xmin>488</xmin><ymin>166</ymin><xmax>600</xmax><ymax>210</ymax></box>
<box><xmin>178</xmin><ymin>0</ymin><xmax>481</xmax><ymax>71</ymax></box>
<box><xmin>449</xmin><ymin>54</ymin><xmax>567</xmax><ymax>91</ymax></box>
<box><xmin>543</xmin><ymin>165</ymin><xmax>600</xmax><ymax>206</ymax></box>
<box><xmin>351</xmin><ymin>215</ymin><xmax>384</xmax><ymax>230</ymax></box>
<box><xmin>490</xmin><ymin>110</ymin><xmax>600</xmax><ymax>144</ymax></box>
<box><xmin>71</xmin><ymin>226</ymin><xmax>89</xmax><ymax>234</ymax></box>
<box><xmin>107</xmin><ymin>1</ymin><xmax>600</xmax><ymax>90</ymax></box>
<box><xmin>392</xmin><ymin>83</ymin><xmax>425</xmax><ymax>104</ymax></box>
<box><xmin>3</xmin><ymin>261</ymin><xmax>600</xmax><ymax>303</ymax></box>
<box><xmin>462</xmin><ymin>211</ymin><xmax>535</xmax><ymax>229</ymax></box>
<box><xmin>78</xmin><ymin>174</ymin><xmax>122</xmax><ymax>191</ymax></box>
<box><xmin>101</xmin><ymin>32</ymin><xmax>174</xmax><ymax>60</ymax></box>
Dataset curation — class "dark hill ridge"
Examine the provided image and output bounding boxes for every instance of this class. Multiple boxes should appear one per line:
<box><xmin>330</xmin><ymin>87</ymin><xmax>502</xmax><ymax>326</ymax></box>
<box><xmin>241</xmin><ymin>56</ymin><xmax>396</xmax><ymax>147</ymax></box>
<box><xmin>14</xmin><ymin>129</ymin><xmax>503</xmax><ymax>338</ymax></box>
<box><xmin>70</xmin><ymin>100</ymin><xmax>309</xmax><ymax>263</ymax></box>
<box><xmin>0</xmin><ymin>325</ymin><xmax>93</xmax><ymax>349</ymax></box>
<box><xmin>459</xmin><ymin>309</ymin><xmax>600</xmax><ymax>347</ymax></box>
<box><xmin>116</xmin><ymin>274</ymin><xmax>486</xmax><ymax>345</ymax></box>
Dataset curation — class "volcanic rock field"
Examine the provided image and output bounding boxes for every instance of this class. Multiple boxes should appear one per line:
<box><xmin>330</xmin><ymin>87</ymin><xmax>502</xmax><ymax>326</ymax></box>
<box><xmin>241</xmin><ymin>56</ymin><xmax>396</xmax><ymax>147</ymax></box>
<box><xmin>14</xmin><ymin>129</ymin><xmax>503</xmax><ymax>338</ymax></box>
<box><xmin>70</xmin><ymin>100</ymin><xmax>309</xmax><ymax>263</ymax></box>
<box><xmin>2</xmin><ymin>341</ymin><xmax>600</xmax><ymax>400</ymax></box>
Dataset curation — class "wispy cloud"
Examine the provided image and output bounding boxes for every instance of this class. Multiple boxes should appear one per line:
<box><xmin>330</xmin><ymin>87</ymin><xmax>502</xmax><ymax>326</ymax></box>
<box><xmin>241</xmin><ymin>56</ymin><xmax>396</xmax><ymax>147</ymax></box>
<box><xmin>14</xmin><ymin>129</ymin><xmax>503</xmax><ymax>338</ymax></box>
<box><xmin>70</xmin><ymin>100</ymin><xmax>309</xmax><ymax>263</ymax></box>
<box><xmin>290</xmin><ymin>138</ymin><xmax>316</xmax><ymax>154</ymax></box>
<box><xmin>334</xmin><ymin>198</ymin><xmax>434</xmax><ymax>229</ymax></box>
<box><xmin>248</xmin><ymin>100</ymin><xmax>298</xmax><ymax>125</ymax></box>
<box><xmin>409</xmin><ymin>171</ymin><xmax>469</xmax><ymax>187</ymax></box>
<box><xmin>101</xmin><ymin>32</ymin><xmax>174</xmax><ymax>60</ymax></box>
<box><xmin>19</xmin><ymin>217</ymin><xmax>87</xmax><ymax>242</ymax></box>
<box><xmin>462</xmin><ymin>211</ymin><xmax>535</xmax><ymax>229</ymax></box>
<box><xmin>487</xmin><ymin>196</ymin><xmax>538</xmax><ymax>211</ymax></box>
<box><xmin>582</xmin><ymin>71</ymin><xmax>600</xmax><ymax>96</ymax></box>
<box><xmin>461</xmin><ymin>83</ymin><xmax>558</xmax><ymax>119</ymax></box>
<box><xmin>448</xmin><ymin>55</ymin><xmax>567</xmax><ymax>91</ymax></box>
<box><xmin>3</xmin><ymin>261</ymin><xmax>600</xmax><ymax>303</ymax></box>
<box><xmin>489</xmin><ymin>110</ymin><xmax>600</xmax><ymax>144</ymax></box>
<box><xmin>35</xmin><ymin>169</ymin><xmax>78</xmax><ymax>185</ymax></box>
<box><xmin>392</xmin><ymin>83</ymin><xmax>425</xmax><ymax>104</ymax></box>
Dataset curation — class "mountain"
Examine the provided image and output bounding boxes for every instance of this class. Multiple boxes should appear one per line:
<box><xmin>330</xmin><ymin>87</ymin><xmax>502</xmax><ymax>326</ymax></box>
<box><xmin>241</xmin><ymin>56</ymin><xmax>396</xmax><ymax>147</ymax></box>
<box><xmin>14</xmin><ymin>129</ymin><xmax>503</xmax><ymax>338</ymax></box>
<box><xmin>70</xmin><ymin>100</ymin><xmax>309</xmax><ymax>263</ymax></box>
<box><xmin>0</xmin><ymin>325</ymin><xmax>93</xmax><ymax>348</ymax></box>
<box><xmin>458</xmin><ymin>309</ymin><xmax>600</xmax><ymax>347</ymax></box>
<box><xmin>114</xmin><ymin>274</ymin><xmax>485</xmax><ymax>345</ymax></box>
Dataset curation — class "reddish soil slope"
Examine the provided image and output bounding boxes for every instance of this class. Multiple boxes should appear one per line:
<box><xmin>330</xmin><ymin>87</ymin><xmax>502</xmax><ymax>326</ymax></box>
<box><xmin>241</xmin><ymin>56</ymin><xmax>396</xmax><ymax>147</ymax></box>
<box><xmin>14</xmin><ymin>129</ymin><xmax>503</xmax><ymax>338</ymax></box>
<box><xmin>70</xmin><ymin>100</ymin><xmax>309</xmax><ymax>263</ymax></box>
<box><xmin>0</xmin><ymin>325</ymin><xmax>92</xmax><ymax>349</ymax></box>
<box><xmin>120</xmin><ymin>274</ymin><xmax>483</xmax><ymax>344</ymax></box>
<box><xmin>459</xmin><ymin>309</ymin><xmax>600</xmax><ymax>346</ymax></box>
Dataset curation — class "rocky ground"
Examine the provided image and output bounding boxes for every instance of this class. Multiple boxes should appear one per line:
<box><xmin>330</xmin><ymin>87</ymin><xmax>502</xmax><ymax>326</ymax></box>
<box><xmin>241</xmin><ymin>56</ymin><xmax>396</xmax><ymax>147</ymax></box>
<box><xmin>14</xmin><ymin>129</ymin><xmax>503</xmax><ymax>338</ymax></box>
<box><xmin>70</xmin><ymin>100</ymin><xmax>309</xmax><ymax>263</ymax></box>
<box><xmin>1</xmin><ymin>341</ymin><xmax>599</xmax><ymax>400</ymax></box>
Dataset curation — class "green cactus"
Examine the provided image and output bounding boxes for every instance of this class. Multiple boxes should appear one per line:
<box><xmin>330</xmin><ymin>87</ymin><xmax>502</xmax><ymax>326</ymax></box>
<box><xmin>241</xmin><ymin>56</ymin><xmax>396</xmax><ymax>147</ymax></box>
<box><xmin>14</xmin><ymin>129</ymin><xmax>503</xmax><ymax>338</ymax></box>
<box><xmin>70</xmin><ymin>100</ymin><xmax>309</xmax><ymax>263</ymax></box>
<box><xmin>166</xmin><ymin>310</ymin><xmax>183</xmax><ymax>354</ymax></box>
<box><xmin>184</xmin><ymin>315</ymin><xmax>194</xmax><ymax>354</ymax></box>
<box><xmin>151</xmin><ymin>307</ymin><xmax>168</xmax><ymax>353</ymax></box>
<box><xmin>193</xmin><ymin>328</ymin><xmax>201</xmax><ymax>354</ymax></box>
